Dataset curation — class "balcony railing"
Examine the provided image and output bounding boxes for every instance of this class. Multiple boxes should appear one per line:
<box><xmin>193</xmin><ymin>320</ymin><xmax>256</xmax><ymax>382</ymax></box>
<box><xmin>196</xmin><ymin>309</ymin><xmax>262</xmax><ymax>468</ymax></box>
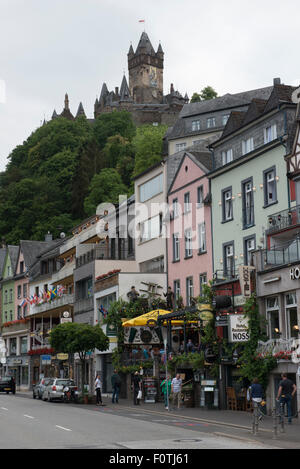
<box><xmin>32</xmin><ymin>294</ymin><xmax>74</xmax><ymax>315</ymax></box>
<box><xmin>267</xmin><ymin>204</ymin><xmax>300</xmax><ymax>234</ymax></box>
<box><xmin>257</xmin><ymin>338</ymin><xmax>300</xmax><ymax>360</ymax></box>
<box><xmin>259</xmin><ymin>237</ymin><xmax>300</xmax><ymax>270</ymax></box>
<box><xmin>76</xmin><ymin>247</ymin><xmax>134</xmax><ymax>268</ymax></box>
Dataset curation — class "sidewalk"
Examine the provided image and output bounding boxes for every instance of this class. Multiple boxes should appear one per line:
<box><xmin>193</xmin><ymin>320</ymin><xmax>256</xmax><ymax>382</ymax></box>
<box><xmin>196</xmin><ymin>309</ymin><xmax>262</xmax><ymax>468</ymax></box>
<box><xmin>16</xmin><ymin>391</ymin><xmax>300</xmax><ymax>446</ymax></box>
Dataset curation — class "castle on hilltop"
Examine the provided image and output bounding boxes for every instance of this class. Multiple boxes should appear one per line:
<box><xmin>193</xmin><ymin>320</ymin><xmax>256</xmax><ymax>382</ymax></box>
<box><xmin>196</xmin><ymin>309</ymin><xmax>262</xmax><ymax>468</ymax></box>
<box><xmin>51</xmin><ymin>32</ymin><xmax>188</xmax><ymax>126</ymax></box>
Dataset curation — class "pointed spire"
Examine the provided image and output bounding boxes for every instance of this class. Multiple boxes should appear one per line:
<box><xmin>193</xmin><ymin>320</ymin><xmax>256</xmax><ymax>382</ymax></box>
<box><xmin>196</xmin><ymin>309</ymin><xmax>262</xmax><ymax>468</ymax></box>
<box><xmin>184</xmin><ymin>92</ymin><xmax>189</xmax><ymax>103</ymax></box>
<box><xmin>60</xmin><ymin>93</ymin><xmax>74</xmax><ymax>120</ymax></box>
<box><xmin>135</xmin><ymin>31</ymin><xmax>155</xmax><ymax>56</ymax></box>
<box><xmin>100</xmin><ymin>83</ymin><xmax>109</xmax><ymax>102</ymax></box>
<box><xmin>52</xmin><ymin>109</ymin><xmax>58</xmax><ymax>119</ymax></box>
<box><xmin>128</xmin><ymin>43</ymin><xmax>134</xmax><ymax>58</ymax></box>
<box><xmin>76</xmin><ymin>102</ymin><xmax>86</xmax><ymax>118</ymax></box>
<box><xmin>120</xmin><ymin>75</ymin><xmax>131</xmax><ymax>101</ymax></box>
<box><xmin>157</xmin><ymin>42</ymin><xmax>164</xmax><ymax>55</ymax></box>
<box><xmin>64</xmin><ymin>93</ymin><xmax>70</xmax><ymax>110</ymax></box>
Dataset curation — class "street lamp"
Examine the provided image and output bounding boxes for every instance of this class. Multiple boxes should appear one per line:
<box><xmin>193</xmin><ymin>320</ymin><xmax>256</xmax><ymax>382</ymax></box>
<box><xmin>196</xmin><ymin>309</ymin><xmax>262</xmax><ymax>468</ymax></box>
<box><xmin>163</xmin><ymin>338</ymin><xmax>169</xmax><ymax>412</ymax></box>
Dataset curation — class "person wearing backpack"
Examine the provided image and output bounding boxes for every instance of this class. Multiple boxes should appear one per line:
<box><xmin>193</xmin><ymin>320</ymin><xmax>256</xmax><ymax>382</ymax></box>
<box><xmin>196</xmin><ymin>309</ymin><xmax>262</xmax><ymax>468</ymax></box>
<box><xmin>111</xmin><ymin>370</ymin><xmax>121</xmax><ymax>404</ymax></box>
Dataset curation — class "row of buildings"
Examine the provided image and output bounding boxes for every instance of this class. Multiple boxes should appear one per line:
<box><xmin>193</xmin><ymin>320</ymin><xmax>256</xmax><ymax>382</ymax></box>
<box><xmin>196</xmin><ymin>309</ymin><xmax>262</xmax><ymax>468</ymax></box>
<box><xmin>1</xmin><ymin>69</ymin><xmax>300</xmax><ymax>411</ymax></box>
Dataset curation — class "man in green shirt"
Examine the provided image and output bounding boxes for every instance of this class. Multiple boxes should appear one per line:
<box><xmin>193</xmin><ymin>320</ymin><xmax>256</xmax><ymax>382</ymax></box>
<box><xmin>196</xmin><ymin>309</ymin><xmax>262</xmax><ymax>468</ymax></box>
<box><xmin>160</xmin><ymin>376</ymin><xmax>172</xmax><ymax>410</ymax></box>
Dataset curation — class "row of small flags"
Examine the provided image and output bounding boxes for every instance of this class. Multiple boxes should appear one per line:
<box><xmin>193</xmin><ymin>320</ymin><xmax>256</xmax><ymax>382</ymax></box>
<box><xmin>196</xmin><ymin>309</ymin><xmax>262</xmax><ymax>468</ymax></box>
<box><xmin>18</xmin><ymin>286</ymin><xmax>66</xmax><ymax>307</ymax></box>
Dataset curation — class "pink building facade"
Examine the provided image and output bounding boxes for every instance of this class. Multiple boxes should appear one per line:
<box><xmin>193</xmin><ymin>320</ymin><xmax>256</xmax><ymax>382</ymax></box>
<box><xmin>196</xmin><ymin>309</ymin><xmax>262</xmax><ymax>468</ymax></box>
<box><xmin>167</xmin><ymin>151</ymin><xmax>213</xmax><ymax>306</ymax></box>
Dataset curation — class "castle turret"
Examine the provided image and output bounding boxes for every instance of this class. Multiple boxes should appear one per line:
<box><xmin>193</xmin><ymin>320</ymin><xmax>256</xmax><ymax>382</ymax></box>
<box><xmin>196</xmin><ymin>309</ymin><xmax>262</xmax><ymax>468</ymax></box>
<box><xmin>60</xmin><ymin>93</ymin><xmax>74</xmax><ymax>120</ymax></box>
<box><xmin>128</xmin><ymin>32</ymin><xmax>164</xmax><ymax>104</ymax></box>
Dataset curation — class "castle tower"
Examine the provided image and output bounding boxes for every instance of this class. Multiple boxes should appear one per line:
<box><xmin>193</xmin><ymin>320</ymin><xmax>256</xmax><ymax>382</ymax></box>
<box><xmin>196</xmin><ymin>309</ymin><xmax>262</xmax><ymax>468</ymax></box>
<box><xmin>127</xmin><ymin>32</ymin><xmax>164</xmax><ymax>104</ymax></box>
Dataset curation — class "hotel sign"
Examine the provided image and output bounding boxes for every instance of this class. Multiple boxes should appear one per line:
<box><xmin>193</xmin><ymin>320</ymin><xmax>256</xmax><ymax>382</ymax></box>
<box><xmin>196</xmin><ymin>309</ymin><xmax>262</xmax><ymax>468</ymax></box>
<box><xmin>290</xmin><ymin>266</ymin><xmax>300</xmax><ymax>280</ymax></box>
<box><xmin>239</xmin><ymin>265</ymin><xmax>255</xmax><ymax>298</ymax></box>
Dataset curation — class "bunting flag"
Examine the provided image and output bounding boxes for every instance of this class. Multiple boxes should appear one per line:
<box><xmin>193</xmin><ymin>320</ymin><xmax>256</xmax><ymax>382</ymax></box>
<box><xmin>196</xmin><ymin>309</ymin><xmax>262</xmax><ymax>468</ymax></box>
<box><xmin>99</xmin><ymin>305</ymin><xmax>108</xmax><ymax>318</ymax></box>
<box><xmin>19</xmin><ymin>299</ymin><xmax>27</xmax><ymax>307</ymax></box>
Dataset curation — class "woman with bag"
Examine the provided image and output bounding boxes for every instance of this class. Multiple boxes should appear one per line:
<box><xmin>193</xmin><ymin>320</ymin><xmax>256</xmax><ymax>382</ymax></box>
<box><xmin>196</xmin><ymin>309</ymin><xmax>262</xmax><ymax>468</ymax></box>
<box><xmin>133</xmin><ymin>371</ymin><xmax>142</xmax><ymax>405</ymax></box>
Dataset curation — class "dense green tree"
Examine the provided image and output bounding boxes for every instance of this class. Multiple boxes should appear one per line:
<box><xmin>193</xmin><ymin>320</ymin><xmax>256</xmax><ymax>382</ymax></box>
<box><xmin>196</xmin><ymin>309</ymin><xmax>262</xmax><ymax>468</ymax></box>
<box><xmin>190</xmin><ymin>86</ymin><xmax>218</xmax><ymax>103</ymax></box>
<box><xmin>133</xmin><ymin>124</ymin><xmax>167</xmax><ymax>177</ymax></box>
<box><xmin>190</xmin><ymin>92</ymin><xmax>201</xmax><ymax>103</ymax></box>
<box><xmin>93</xmin><ymin>110</ymin><xmax>136</xmax><ymax>148</ymax></box>
<box><xmin>49</xmin><ymin>322</ymin><xmax>109</xmax><ymax>393</ymax></box>
<box><xmin>84</xmin><ymin>168</ymin><xmax>128</xmax><ymax>216</ymax></box>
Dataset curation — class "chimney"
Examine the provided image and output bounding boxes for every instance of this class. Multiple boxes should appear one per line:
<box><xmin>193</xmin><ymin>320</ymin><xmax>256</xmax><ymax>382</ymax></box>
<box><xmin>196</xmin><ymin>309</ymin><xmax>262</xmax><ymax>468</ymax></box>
<box><xmin>45</xmin><ymin>232</ymin><xmax>53</xmax><ymax>242</ymax></box>
<box><xmin>273</xmin><ymin>78</ymin><xmax>281</xmax><ymax>85</ymax></box>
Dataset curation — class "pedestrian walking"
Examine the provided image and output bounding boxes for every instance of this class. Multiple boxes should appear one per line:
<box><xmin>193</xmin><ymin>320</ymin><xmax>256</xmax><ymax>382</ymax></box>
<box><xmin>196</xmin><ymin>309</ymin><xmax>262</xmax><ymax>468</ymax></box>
<box><xmin>249</xmin><ymin>377</ymin><xmax>264</xmax><ymax>404</ymax></box>
<box><xmin>249</xmin><ymin>378</ymin><xmax>264</xmax><ymax>433</ymax></box>
<box><xmin>171</xmin><ymin>373</ymin><xmax>182</xmax><ymax>410</ymax></box>
<box><xmin>276</xmin><ymin>373</ymin><xmax>297</xmax><ymax>424</ymax></box>
<box><xmin>160</xmin><ymin>375</ymin><xmax>172</xmax><ymax>410</ymax></box>
<box><xmin>111</xmin><ymin>369</ymin><xmax>121</xmax><ymax>404</ymax></box>
<box><xmin>133</xmin><ymin>371</ymin><xmax>142</xmax><ymax>405</ymax></box>
<box><xmin>95</xmin><ymin>374</ymin><xmax>103</xmax><ymax>406</ymax></box>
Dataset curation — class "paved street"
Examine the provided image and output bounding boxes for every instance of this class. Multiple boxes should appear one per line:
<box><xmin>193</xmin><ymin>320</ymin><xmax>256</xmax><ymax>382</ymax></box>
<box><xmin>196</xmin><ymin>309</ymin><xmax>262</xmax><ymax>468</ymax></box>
<box><xmin>0</xmin><ymin>393</ymin><xmax>291</xmax><ymax>450</ymax></box>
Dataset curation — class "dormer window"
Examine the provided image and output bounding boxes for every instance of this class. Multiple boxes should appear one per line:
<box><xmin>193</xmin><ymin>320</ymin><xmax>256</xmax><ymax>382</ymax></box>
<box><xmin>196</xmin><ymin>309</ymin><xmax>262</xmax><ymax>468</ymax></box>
<box><xmin>207</xmin><ymin>117</ymin><xmax>216</xmax><ymax>128</ymax></box>
<box><xmin>192</xmin><ymin>120</ymin><xmax>201</xmax><ymax>131</ymax></box>
<box><xmin>242</xmin><ymin>137</ymin><xmax>254</xmax><ymax>155</ymax></box>
<box><xmin>222</xmin><ymin>149</ymin><xmax>233</xmax><ymax>165</ymax></box>
<box><xmin>264</xmin><ymin>124</ymin><xmax>277</xmax><ymax>144</ymax></box>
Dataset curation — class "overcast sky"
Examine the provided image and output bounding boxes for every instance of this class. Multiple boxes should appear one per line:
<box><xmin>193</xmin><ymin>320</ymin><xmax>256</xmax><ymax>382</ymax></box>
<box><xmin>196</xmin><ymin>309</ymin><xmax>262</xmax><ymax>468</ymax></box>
<box><xmin>1</xmin><ymin>0</ymin><xmax>300</xmax><ymax>171</ymax></box>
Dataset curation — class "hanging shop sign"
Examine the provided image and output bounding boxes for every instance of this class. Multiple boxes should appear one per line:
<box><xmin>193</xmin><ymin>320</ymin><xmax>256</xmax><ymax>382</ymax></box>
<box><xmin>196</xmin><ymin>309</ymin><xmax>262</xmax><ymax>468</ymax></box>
<box><xmin>123</xmin><ymin>326</ymin><xmax>162</xmax><ymax>345</ymax></box>
<box><xmin>238</xmin><ymin>265</ymin><xmax>255</xmax><ymax>298</ymax></box>
<box><xmin>41</xmin><ymin>354</ymin><xmax>51</xmax><ymax>365</ymax></box>
<box><xmin>228</xmin><ymin>315</ymin><xmax>249</xmax><ymax>343</ymax></box>
<box><xmin>56</xmin><ymin>353</ymin><xmax>69</xmax><ymax>361</ymax></box>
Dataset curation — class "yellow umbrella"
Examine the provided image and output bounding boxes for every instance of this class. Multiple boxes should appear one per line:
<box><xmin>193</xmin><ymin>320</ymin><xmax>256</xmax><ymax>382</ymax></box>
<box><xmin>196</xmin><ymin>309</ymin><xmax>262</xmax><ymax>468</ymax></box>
<box><xmin>122</xmin><ymin>309</ymin><xmax>200</xmax><ymax>327</ymax></box>
<box><xmin>122</xmin><ymin>309</ymin><xmax>171</xmax><ymax>327</ymax></box>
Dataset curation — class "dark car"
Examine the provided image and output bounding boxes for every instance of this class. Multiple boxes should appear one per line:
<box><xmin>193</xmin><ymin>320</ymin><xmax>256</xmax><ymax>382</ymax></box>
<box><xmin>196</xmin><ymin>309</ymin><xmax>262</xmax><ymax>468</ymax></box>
<box><xmin>33</xmin><ymin>378</ymin><xmax>52</xmax><ymax>399</ymax></box>
<box><xmin>0</xmin><ymin>376</ymin><xmax>16</xmax><ymax>394</ymax></box>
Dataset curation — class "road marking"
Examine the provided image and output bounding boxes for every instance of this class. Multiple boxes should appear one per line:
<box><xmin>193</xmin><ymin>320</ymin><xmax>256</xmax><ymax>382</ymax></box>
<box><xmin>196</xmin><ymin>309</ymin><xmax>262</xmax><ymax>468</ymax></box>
<box><xmin>1</xmin><ymin>407</ymin><xmax>8</xmax><ymax>411</ymax></box>
<box><xmin>55</xmin><ymin>425</ymin><xmax>72</xmax><ymax>432</ymax></box>
<box><xmin>24</xmin><ymin>414</ymin><xmax>34</xmax><ymax>419</ymax></box>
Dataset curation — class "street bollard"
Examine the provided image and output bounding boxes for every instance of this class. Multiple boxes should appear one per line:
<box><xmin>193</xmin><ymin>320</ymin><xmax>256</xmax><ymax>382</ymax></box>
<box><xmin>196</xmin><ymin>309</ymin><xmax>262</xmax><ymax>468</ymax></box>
<box><xmin>252</xmin><ymin>401</ymin><xmax>259</xmax><ymax>435</ymax></box>
<box><xmin>272</xmin><ymin>407</ymin><xmax>278</xmax><ymax>439</ymax></box>
<box><xmin>280</xmin><ymin>402</ymin><xmax>285</xmax><ymax>433</ymax></box>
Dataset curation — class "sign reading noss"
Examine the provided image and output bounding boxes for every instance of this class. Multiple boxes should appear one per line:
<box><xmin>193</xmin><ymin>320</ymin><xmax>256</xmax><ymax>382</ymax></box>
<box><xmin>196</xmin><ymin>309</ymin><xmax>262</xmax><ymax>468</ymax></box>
<box><xmin>228</xmin><ymin>315</ymin><xmax>249</xmax><ymax>343</ymax></box>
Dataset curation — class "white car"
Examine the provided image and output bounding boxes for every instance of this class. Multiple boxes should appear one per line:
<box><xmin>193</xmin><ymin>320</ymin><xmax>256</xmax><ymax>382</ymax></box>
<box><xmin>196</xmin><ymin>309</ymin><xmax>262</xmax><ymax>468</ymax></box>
<box><xmin>42</xmin><ymin>378</ymin><xmax>78</xmax><ymax>402</ymax></box>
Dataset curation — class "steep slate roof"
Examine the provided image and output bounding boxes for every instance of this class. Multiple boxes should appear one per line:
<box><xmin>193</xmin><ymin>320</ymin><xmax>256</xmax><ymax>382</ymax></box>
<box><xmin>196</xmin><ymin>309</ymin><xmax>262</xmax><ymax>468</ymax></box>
<box><xmin>76</xmin><ymin>102</ymin><xmax>86</xmax><ymax>118</ymax></box>
<box><xmin>8</xmin><ymin>245</ymin><xmax>19</xmax><ymax>274</ymax></box>
<box><xmin>168</xmin><ymin>150</ymin><xmax>212</xmax><ymax>195</ymax></box>
<box><xmin>17</xmin><ymin>240</ymin><xmax>54</xmax><ymax>274</ymax></box>
<box><xmin>215</xmin><ymin>84</ymin><xmax>298</xmax><ymax>143</ymax></box>
<box><xmin>119</xmin><ymin>75</ymin><xmax>131</xmax><ymax>101</ymax></box>
<box><xmin>221</xmin><ymin>111</ymin><xmax>247</xmax><ymax>138</ymax></box>
<box><xmin>135</xmin><ymin>31</ymin><xmax>156</xmax><ymax>56</ymax></box>
<box><xmin>179</xmin><ymin>86</ymin><xmax>273</xmax><ymax>119</ymax></box>
<box><xmin>0</xmin><ymin>248</ymin><xmax>7</xmax><ymax>278</ymax></box>
<box><xmin>263</xmin><ymin>84</ymin><xmax>297</xmax><ymax>114</ymax></box>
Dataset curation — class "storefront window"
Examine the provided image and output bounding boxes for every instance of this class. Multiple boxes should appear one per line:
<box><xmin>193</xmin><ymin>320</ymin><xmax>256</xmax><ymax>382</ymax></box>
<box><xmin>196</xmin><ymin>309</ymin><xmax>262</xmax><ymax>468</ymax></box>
<box><xmin>21</xmin><ymin>366</ymin><xmax>28</xmax><ymax>386</ymax></box>
<box><xmin>266</xmin><ymin>296</ymin><xmax>279</xmax><ymax>339</ymax></box>
<box><xmin>10</xmin><ymin>338</ymin><xmax>17</xmax><ymax>355</ymax></box>
<box><xmin>285</xmin><ymin>293</ymin><xmax>298</xmax><ymax>338</ymax></box>
<box><xmin>21</xmin><ymin>337</ymin><xmax>27</xmax><ymax>354</ymax></box>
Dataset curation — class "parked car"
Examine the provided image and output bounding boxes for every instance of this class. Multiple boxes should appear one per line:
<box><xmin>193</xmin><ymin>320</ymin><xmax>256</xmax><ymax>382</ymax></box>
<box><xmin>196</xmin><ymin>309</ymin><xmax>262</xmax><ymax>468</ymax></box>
<box><xmin>33</xmin><ymin>378</ymin><xmax>52</xmax><ymax>399</ymax></box>
<box><xmin>42</xmin><ymin>378</ymin><xmax>78</xmax><ymax>402</ymax></box>
<box><xmin>0</xmin><ymin>376</ymin><xmax>15</xmax><ymax>394</ymax></box>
